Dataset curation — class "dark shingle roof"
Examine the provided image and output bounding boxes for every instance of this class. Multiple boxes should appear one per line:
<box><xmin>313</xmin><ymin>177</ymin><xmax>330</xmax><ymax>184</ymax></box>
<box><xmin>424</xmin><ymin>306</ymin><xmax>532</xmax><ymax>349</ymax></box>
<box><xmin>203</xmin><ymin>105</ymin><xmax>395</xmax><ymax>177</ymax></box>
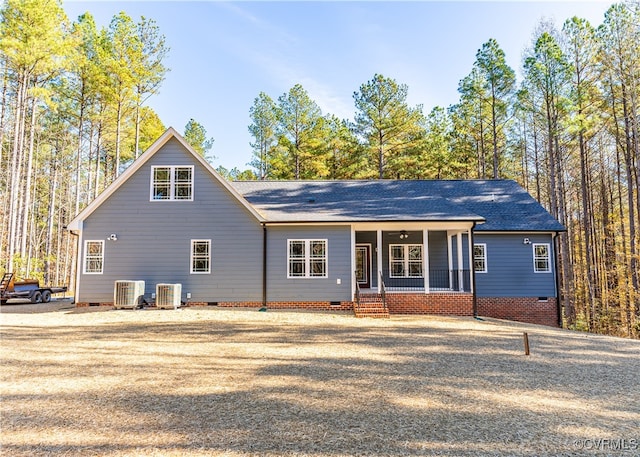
<box><xmin>231</xmin><ymin>179</ymin><xmax>565</xmax><ymax>232</ymax></box>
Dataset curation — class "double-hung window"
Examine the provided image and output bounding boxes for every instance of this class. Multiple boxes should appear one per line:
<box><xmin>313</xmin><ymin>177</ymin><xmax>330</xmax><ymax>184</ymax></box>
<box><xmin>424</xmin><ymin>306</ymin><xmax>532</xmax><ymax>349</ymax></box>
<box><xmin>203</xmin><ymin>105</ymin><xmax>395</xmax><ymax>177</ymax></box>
<box><xmin>191</xmin><ymin>240</ymin><xmax>211</xmax><ymax>274</ymax></box>
<box><xmin>533</xmin><ymin>243</ymin><xmax>551</xmax><ymax>273</ymax></box>
<box><xmin>389</xmin><ymin>244</ymin><xmax>423</xmax><ymax>278</ymax></box>
<box><xmin>288</xmin><ymin>239</ymin><xmax>327</xmax><ymax>278</ymax></box>
<box><xmin>83</xmin><ymin>240</ymin><xmax>104</xmax><ymax>274</ymax></box>
<box><xmin>151</xmin><ymin>166</ymin><xmax>194</xmax><ymax>201</ymax></box>
<box><xmin>473</xmin><ymin>243</ymin><xmax>487</xmax><ymax>273</ymax></box>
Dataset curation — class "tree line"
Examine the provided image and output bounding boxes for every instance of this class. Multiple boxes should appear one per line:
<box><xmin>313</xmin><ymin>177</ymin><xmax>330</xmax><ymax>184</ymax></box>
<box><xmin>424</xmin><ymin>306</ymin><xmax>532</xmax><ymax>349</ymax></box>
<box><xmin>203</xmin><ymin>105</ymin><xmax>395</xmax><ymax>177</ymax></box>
<box><xmin>1</xmin><ymin>0</ymin><xmax>638</xmax><ymax>337</ymax></box>
<box><xmin>245</xmin><ymin>3</ymin><xmax>640</xmax><ymax>337</ymax></box>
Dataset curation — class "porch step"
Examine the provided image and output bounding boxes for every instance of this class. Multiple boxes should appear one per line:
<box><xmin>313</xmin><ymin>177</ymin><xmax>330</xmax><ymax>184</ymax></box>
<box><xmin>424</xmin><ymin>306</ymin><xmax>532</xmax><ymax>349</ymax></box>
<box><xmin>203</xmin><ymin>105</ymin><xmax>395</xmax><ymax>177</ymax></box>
<box><xmin>354</xmin><ymin>293</ymin><xmax>389</xmax><ymax>319</ymax></box>
<box><xmin>354</xmin><ymin>309</ymin><xmax>389</xmax><ymax>318</ymax></box>
<box><xmin>359</xmin><ymin>294</ymin><xmax>384</xmax><ymax>302</ymax></box>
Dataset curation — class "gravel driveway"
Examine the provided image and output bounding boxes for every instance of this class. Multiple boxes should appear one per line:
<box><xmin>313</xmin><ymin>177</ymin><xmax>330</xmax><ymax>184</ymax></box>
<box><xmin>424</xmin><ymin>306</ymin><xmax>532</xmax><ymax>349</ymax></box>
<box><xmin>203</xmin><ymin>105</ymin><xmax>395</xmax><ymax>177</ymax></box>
<box><xmin>1</xmin><ymin>305</ymin><xmax>639</xmax><ymax>456</ymax></box>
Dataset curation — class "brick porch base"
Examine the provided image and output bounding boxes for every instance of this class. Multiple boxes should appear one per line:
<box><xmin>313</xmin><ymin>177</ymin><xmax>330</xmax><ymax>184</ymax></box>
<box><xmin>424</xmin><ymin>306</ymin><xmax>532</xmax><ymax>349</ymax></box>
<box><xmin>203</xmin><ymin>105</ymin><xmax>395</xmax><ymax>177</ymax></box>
<box><xmin>385</xmin><ymin>292</ymin><xmax>474</xmax><ymax>315</ymax></box>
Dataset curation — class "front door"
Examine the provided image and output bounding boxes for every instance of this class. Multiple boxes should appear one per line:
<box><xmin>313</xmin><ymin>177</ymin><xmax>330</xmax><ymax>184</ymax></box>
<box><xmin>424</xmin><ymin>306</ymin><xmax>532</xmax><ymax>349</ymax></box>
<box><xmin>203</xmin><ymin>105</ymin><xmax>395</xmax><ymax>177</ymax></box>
<box><xmin>355</xmin><ymin>244</ymin><xmax>371</xmax><ymax>289</ymax></box>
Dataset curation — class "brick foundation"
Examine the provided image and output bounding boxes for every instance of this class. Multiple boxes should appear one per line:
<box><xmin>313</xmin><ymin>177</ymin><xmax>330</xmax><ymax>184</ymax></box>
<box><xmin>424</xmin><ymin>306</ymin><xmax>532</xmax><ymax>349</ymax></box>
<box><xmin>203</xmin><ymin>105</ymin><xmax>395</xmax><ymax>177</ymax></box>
<box><xmin>477</xmin><ymin>297</ymin><xmax>559</xmax><ymax>327</ymax></box>
<box><xmin>216</xmin><ymin>301</ymin><xmax>353</xmax><ymax>312</ymax></box>
<box><xmin>76</xmin><ymin>302</ymin><xmax>113</xmax><ymax>307</ymax></box>
<box><xmin>75</xmin><ymin>294</ymin><xmax>473</xmax><ymax>316</ymax></box>
<box><xmin>77</xmin><ymin>295</ymin><xmax>558</xmax><ymax>327</ymax></box>
<box><xmin>385</xmin><ymin>293</ymin><xmax>474</xmax><ymax>316</ymax></box>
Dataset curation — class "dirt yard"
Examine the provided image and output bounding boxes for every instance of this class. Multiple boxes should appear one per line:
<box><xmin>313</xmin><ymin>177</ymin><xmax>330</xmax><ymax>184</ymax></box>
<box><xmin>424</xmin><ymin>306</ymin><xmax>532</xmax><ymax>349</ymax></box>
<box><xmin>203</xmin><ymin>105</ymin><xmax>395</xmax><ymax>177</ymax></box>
<box><xmin>1</xmin><ymin>302</ymin><xmax>639</xmax><ymax>456</ymax></box>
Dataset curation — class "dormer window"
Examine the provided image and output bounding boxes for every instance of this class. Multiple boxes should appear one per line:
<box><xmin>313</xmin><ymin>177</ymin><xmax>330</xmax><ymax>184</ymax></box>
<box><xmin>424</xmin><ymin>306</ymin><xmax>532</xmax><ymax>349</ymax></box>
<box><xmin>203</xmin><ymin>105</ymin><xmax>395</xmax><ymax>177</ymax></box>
<box><xmin>150</xmin><ymin>166</ymin><xmax>193</xmax><ymax>201</ymax></box>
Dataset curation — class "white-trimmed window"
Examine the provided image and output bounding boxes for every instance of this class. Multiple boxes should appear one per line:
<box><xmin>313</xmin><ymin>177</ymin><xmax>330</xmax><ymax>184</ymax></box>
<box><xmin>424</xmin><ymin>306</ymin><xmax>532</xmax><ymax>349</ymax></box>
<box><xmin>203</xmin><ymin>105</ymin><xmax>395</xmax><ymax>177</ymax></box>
<box><xmin>474</xmin><ymin>243</ymin><xmax>487</xmax><ymax>273</ymax></box>
<box><xmin>533</xmin><ymin>243</ymin><xmax>551</xmax><ymax>273</ymax></box>
<box><xmin>151</xmin><ymin>166</ymin><xmax>194</xmax><ymax>201</ymax></box>
<box><xmin>389</xmin><ymin>244</ymin><xmax>423</xmax><ymax>278</ymax></box>
<box><xmin>288</xmin><ymin>239</ymin><xmax>327</xmax><ymax>278</ymax></box>
<box><xmin>83</xmin><ymin>240</ymin><xmax>104</xmax><ymax>274</ymax></box>
<box><xmin>191</xmin><ymin>239</ymin><xmax>211</xmax><ymax>274</ymax></box>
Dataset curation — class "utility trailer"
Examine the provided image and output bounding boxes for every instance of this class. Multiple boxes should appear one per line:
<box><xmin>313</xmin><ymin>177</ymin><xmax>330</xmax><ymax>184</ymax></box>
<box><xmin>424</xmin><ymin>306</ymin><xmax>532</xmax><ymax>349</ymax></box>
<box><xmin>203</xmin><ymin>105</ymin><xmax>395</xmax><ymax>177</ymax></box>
<box><xmin>0</xmin><ymin>272</ymin><xmax>68</xmax><ymax>305</ymax></box>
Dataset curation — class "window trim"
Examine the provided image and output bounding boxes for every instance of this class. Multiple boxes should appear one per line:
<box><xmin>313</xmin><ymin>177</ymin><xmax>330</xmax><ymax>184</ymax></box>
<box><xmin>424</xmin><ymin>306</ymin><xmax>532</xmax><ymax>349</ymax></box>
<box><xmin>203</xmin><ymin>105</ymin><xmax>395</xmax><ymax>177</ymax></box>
<box><xmin>190</xmin><ymin>239</ymin><xmax>211</xmax><ymax>274</ymax></box>
<box><xmin>83</xmin><ymin>240</ymin><xmax>104</xmax><ymax>274</ymax></box>
<box><xmin>533</xmin><ymin>243</ymin><xmax>551</xmax><ymax>273</ymax></box>
<box><xmin>389</xmin><ymin>244</ymin><xmax>423</xmax><ymax>278</ymax></box>
<box><xmin>287</xmin><ymin>239</ymin><xmax>328</xmax><ymax>279</ymax></box>
<box><xmin>473</xmin><ymin>243</ymin><xmax>487</xmax><ymax>273</ymax></box>
<box><xmin>150</xmin><ymin>165</ymin><xmax>194</xmax><ymax>201</ymax></box>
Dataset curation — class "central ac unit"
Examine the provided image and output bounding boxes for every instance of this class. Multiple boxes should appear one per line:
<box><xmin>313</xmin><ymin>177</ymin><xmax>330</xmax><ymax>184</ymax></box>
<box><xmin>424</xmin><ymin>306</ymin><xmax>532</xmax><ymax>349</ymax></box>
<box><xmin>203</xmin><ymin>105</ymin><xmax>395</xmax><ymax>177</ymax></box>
<box><xmin>114</xmin><ymin>280</ymin><xmax>145</xmax><ymax>309</ymax></box>
<box><xmin>155</xmin><ymin>283</ymin><xmax>182</xmax><ymax>309</ymax></box>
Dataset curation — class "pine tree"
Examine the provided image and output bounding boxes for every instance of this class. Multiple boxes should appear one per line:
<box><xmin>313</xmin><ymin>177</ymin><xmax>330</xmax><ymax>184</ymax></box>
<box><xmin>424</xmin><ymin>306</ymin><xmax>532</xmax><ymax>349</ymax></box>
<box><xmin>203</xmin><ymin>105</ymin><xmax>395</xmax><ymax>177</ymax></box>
<box><xmin>475</xmin><ymin>39</ymin><xmax>516</xmax><ymax>178</ymax></box>
<box><xmin>352</xmin><ymin>74</ymin><xmax>424</xmax><ymax>179</ymax></box>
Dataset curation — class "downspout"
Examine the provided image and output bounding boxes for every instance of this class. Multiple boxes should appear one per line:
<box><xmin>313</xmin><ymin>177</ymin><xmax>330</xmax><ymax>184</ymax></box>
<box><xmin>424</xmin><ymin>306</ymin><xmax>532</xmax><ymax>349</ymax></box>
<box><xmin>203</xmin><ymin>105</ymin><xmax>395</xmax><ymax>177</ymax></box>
<box><xmin>470</xmin><ymin>222</ymin><xmax>478</xmax><ymax>318</ymax></box>
<box><xmin>262</xmin><ymin>224</ymin><xmax>267</xmax><ymax>309</ymax></box>
<box><xmin>553</xmin><ymin>231</ymin><xmax>562</xmax><ymax>328</ymax></box>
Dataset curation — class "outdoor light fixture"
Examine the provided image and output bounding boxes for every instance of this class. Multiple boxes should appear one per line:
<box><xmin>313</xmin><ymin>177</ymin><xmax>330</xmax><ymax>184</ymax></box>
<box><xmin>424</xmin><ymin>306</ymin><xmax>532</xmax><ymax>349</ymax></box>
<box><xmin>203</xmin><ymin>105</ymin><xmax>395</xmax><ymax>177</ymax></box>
<box><xmin>400</xmin><ymin>230</ymin><xmax>409</xmax><ymax>239</ymax></box>
<box><xmin>523</xmin><ymin>238</ymin><xmax>531</xmax><ymax>245</ymax></box>
<box><xmin>107</xmin><ymin>233</ymin><xmax>118</xmax><ymax>241</ymax></box>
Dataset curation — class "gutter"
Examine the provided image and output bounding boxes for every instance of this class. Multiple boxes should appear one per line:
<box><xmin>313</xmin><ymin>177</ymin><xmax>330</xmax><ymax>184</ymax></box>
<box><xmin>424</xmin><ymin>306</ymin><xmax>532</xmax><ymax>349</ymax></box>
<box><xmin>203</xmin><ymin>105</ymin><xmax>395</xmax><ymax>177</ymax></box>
<box><xmin>261</xmin><ymin>217</ymin><xmax>485</xmax><ymax>226</ymax></box>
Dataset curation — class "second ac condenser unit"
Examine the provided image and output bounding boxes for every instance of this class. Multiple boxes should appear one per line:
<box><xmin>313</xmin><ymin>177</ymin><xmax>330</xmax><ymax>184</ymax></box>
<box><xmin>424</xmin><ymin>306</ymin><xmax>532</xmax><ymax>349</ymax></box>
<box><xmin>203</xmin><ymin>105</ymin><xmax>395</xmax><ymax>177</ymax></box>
<box><xmin>114</xmin><ymin>280</ymin><xmax>145</xmax><ymax>309</ymax></box>
<box><xmin>155</xmin><ymin>283</ymin><xmax>182</xmax><ymax>309</ymax></box>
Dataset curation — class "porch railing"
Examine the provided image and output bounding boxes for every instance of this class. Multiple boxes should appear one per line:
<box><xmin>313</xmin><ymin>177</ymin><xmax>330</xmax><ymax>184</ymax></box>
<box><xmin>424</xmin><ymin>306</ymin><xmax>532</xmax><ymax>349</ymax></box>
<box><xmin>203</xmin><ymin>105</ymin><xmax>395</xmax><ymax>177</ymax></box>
<box><xmin>379</xmin><ymin>271</ymin><xmax>387</xmax><ymax>311</ymax></box>
<box><xmin>354</xmin><ymin>272</ymin><xmax>361</xmax><ymax>312</ymax></box>
<box><xmin>382</xmin><ymin>269</ymin><xmax>471</xmax><ymax>292</ymax></box>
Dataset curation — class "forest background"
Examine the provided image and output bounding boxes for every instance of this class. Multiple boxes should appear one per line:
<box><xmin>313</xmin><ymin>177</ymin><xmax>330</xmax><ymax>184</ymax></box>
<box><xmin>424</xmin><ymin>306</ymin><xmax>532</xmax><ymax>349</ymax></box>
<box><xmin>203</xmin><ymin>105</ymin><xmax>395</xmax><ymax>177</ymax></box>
<box><xmin>1</xmin><ymin>0</ymin><xmax>639</xmax><ymax>338</ymax></box>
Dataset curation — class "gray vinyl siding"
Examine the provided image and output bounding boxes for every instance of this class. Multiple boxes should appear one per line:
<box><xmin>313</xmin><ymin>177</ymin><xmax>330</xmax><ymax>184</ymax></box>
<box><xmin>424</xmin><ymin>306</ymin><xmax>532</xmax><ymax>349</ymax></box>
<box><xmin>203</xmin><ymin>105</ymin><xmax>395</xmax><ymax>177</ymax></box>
<box><xmin>266</xmin><ymin>225</ymin><xmax>352</xmax><ymax>302</ymax></box>
<box><xmin>427</xmin><ymin>231</ymin><xmax>448</xmax><ymax>270</ymax></box>
<box><xmin>474</xmin><ymin>233</ymin><xmax>557</xmax><ymax>297</ymax></box>
<box><xmin>77</xmin><ymin>137</ymin><xmax>263</xmax><ymax>303</ymax></box>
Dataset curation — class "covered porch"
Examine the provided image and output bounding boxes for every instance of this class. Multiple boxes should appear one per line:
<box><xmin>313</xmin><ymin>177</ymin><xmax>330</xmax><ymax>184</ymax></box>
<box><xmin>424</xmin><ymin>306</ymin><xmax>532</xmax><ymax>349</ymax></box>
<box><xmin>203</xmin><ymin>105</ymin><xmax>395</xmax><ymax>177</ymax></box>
<box><xmin>351</xmin><ymin>223</ymin><xmax>475</xmax><ymax>296</ymax></box>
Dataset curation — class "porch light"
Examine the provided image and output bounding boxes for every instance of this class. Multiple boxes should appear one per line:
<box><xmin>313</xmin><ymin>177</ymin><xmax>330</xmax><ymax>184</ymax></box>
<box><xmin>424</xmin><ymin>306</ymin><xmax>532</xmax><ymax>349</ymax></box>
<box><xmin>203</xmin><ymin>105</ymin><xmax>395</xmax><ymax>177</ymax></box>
<box><xmin>399</xmin><ymin>230</ymin><xmax>409</xmax><ymax>239</ymax></box>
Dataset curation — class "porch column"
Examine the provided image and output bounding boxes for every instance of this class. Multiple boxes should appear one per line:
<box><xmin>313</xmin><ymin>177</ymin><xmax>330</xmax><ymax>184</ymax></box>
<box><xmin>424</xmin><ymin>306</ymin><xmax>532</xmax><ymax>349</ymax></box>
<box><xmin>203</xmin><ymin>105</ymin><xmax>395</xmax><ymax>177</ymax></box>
<box><xmin>467</xmin><ymin>227</ymin><xmax>475</xmax><ymax>293</ymax></box>
<box><xmin>351</xmin><ymin>226</ymin><xmax>356</xmax><ymax>298</ymax></box>
<box><xmin>377</xmin><ymin>229</ymin><xmax>383</xmax><ymax>293</ymax></box>
<box><xmin>457</xmin><ymin>232</ymin><xmax>464</xmax><ymax>291</ymax></box>
<box><xmin>423</xmin><ymin>229</ymin><xmax>430</xmax><ymax>293</ymax></box>
<box><xmin>447</xmin><ymin>233</ymin><xmax>454</xmax><ymax>289</ymax></box>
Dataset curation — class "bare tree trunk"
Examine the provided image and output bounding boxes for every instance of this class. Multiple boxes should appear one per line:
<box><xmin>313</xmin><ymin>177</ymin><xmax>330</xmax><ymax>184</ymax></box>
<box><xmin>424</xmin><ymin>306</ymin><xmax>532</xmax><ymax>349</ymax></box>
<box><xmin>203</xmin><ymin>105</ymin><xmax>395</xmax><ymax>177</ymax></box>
<box><xmin>579</xmin><ymin>130</ymin><xmax>595</xmax><ymax>327</ymax></box>
<box><xmin>44</xmin><ymin>155</ymin><xmax>58</xmax><ymax>285</ymax></box>
<box><xmin>479</xmin><ymin>114</ymin><xmax>486</xmax><ymax>178</ymax></box>
<box><xmin>86</xmin><ymin>122</ymin><xmax>95</xmax><ymax>202</ymax></box>
<box><xmin>0</xmin><ymin>61</ymin><xmax>8</xmax><ymax>176</ymax></box>
<box><xmin>20</xmin><ymin>95</ymin><xmax>38</xmax><ymax>263</ymax></box>
<box><xmin>8</xmin><ymin>70</ymin><xmax>28</xmax><ymax>273</ymax></box>
<box><xmin>620</xmin><ymin>86</ymin><xmax>639</xmax><ymax>323</ymax></box>
<box><xmin>74</xmin><ymin>85</ymin><xmax>86</xmax><ymax>216</ymax></box>
<box><xmin>115</xmin><ymin>100</ymin><xmax>122</xmax><ymax>178</ymax></box>
<box><xmin>134</xmin><ymin>103</ymin><xmax>141</xmax><ymax>159</ymax></box>
<box><xmin>533</xmin><ymin>123</ymin><xmax>541</xmax><ymax>202</ymax></box>
<box><xmin>94</xmin><ymin>126</ymin><xmax>102</xmax><ymax>198</ymax></box>
<box><xmin>491</xmin><ymin>87</ymin><xmax>499</xmax><ymax>179</ymax></box>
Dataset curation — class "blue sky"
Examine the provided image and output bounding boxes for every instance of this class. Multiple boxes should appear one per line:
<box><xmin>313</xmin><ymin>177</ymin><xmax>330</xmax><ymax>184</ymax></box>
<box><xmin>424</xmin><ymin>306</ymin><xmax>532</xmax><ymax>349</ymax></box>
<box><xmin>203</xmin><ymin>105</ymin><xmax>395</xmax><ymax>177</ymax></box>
<box><xmin>64</xmin><ymin>1</ymin><xmax>612</xmax><ymax>171</ymax></box>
